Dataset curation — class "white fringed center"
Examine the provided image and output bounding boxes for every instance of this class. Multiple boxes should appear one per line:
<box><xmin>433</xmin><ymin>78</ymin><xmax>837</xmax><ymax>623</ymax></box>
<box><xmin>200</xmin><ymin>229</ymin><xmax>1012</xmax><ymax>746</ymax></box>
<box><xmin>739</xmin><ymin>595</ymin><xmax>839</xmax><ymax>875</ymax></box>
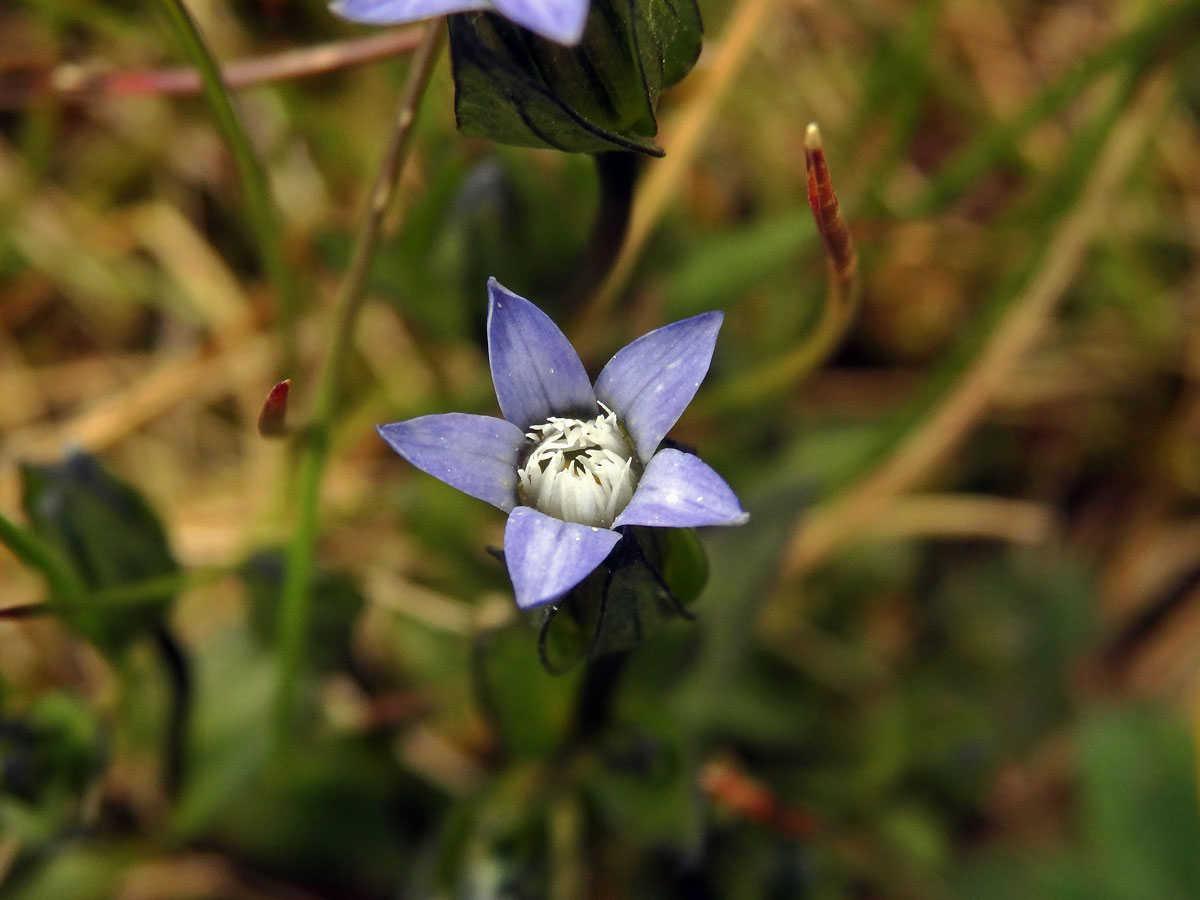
<box><xmin>517</xmin><ymin>403</ymin><xmax>640</xmax><ymax>528</ymax></box>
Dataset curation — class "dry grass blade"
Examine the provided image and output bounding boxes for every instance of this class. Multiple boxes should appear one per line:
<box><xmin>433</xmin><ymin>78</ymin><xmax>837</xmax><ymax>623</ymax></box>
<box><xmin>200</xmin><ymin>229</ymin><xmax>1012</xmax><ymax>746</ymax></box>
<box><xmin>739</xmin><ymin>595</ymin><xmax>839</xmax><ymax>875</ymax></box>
<box><xmin>1</xmin><ymin>28</ymin><xmax>425</xmax><ymax>109</ymax></box>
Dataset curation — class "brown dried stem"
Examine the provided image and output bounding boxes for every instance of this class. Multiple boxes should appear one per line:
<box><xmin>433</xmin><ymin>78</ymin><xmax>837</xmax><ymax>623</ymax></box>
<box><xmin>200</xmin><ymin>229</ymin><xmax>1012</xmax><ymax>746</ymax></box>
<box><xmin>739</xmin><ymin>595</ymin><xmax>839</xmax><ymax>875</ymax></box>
<box><xmin>0</xmin><ymin>28</ymin><xmax>425</xmax><ymax>109</ymax></box>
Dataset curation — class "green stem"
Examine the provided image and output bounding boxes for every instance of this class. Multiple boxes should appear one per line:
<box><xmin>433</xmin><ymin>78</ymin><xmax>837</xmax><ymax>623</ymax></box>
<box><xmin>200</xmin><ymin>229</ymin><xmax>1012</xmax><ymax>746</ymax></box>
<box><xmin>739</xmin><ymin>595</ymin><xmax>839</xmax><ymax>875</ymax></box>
<box><xmin>0</xmin><ymin>511</ymin><xmax>86</xmax><ymax>603</ymax></box>
<box><xmin>563</xmin><ymin>152</ymin><xmax>639</xmax><ymax>307</ymax></box>
<box><xmin>273</xmin><ymin>20</ymin><xmax>446</xmax><ymax>743</ymax></box>
<box><xmin>156</xmin><ymin>0</ymin><xmax>300</xmax><ymax>373</ymax></box>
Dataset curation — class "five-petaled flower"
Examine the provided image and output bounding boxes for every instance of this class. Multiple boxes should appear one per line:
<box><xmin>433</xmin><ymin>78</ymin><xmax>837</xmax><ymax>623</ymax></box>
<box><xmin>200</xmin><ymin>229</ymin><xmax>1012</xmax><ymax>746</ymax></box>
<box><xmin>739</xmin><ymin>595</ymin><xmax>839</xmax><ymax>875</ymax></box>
<box><xmin>378</xmin><ymin>279</ymin><xmax>747</xmax><ymax>610</ymax></box>
<box><xmin>332</xmin><ymin>0</ymin><xmax>590</xmax><ymax>46</ymax></box>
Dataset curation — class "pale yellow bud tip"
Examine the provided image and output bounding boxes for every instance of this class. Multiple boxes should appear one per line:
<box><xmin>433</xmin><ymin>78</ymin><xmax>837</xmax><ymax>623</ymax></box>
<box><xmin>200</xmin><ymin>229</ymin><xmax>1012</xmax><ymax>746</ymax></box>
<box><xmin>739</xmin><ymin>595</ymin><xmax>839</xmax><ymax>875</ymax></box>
<box><xmin>804</xmin><ymin>122</ymin><xmax>822</xmax><ymax>152</ymax></box>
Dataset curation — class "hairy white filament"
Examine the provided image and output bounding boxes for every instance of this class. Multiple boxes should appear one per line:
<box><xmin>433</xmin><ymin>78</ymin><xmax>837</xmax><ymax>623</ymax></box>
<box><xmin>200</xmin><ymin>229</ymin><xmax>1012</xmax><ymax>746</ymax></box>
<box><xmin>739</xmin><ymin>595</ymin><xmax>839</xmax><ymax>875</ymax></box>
<box><xmin>517</xmin><ymin>404</ymin><xmax>640</xmax><ymax>528</ymax></box>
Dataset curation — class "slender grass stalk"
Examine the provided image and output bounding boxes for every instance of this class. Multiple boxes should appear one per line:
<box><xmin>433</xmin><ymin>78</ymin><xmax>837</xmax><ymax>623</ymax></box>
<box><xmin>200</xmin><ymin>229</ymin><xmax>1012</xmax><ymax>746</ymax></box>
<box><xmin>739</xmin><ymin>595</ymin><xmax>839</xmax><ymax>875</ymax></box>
<box><xmin>156</xmin><ymin>0</ymin><xmax>300</xmax><ymax>373</ymax></box>
<box><xmin>909</xmin><ymin>0</ymin><xmax>1200</xmax><ymax>216</ymax></box>
<box><xmin>274</xmin><ymin>20</ymin><xmax>446</xmax><ymax>742</ymax></box>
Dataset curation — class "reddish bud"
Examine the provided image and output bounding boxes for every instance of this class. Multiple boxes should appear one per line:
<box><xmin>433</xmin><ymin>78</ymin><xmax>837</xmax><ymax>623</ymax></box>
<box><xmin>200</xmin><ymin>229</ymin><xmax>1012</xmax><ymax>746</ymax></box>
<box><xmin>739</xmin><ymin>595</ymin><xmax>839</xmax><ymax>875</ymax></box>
<box><xmin>257</xmin><ymin>379</ymin><xmax>291</xmax><ymax>439</ymax></box>
<box><xmin>805</xmin><ymin>123</ymin><xmax>857</xmax><ymax>283</ymax></box>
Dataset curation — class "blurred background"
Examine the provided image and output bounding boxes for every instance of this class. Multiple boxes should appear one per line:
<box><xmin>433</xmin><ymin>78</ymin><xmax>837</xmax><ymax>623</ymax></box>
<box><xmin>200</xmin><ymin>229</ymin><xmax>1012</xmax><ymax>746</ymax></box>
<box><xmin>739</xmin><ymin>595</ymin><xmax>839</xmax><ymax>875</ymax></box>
<box><xmin>2</xmin><ymin>0</ymin><xmax>1199</xmax><ymax>897</ymax></box>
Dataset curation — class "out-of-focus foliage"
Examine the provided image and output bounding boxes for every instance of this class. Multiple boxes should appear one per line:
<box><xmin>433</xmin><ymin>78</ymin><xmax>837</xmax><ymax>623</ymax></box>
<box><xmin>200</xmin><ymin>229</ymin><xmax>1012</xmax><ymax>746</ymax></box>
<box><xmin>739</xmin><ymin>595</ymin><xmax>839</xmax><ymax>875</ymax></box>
<box><xmin>18</xmin><ymin>452</ymin><xmax>177</xmax><ymax>656</ymax></box>
<box><xmin>1</xmin><ymin>0</ymin><xmax>1199</xmax><ymax>898</ymax></box>
<box><xmin>242</xmin><ymin>549</ymin><xmax>365</xmax><ymax>673</ymax></box>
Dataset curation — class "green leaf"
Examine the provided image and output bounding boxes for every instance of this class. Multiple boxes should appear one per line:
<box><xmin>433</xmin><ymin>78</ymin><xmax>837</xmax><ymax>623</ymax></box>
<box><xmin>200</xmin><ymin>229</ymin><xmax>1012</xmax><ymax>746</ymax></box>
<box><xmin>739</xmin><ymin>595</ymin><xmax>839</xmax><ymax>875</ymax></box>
<box><xmin>18</xmin><ymin>452</ymin><xmax>177</xmax><ymax>656</ymax></box>
<box><xmin>634</xmin><ymin>0</ymin><xmax>703</xmax><ymax>92</ymax></box>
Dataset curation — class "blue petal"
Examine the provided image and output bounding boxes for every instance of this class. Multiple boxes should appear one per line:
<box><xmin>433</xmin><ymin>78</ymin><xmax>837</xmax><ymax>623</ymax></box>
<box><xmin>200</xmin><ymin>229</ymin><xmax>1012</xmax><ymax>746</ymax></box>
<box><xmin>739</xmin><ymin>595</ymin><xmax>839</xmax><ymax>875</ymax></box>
<box><xmin>331</xmin><ymin>0</ymin><xmax>483</xmax><ymax>25</ymax></box>
<box><xmin>377</xmin><ymin>413</ymin><xmax>527</xmax><ymax>511</ymax></box>
<box><xmin>487</xmin><ymin>278</ymin><xmax>596</xmax><ymax>430</ymax></box>
<box><xmin>594</xmin><ymin>311</ymin><xmax>723</xmax><ymax>462</ymax></box>
<box><xmin>613</xmin><ymin>448</ymin><xmax>748</xmax><ymax>529</ymax></box>
<box><xmin>493</xmin><ymin>0</ymin><xmax>589</xmax><ymax>44</ymax></box>
<box><xmin>504</xmin><ymin>507</ymin><xmax>621</xmax><ymax>609</ymax></box>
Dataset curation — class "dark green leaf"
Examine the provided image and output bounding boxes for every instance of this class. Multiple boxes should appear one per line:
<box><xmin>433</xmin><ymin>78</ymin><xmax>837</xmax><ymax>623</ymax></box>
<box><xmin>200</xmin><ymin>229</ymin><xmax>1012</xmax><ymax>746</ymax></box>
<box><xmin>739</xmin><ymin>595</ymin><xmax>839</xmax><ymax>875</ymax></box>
<box><xmin>18</xmin><ymin>452</ymin><xmax>177</xmax><ymax>656</ymax></box>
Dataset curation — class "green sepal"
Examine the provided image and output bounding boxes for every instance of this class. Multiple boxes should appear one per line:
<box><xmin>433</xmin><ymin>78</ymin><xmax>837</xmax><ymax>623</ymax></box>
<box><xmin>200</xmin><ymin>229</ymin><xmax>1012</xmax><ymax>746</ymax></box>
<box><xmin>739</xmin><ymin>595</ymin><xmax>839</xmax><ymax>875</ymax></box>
<box><xmin>537</xmin><ymin>525</ymin><xmax>709</xmax><ymax>672</ymax></box>
<box><xmin>449</xmin><ymin>0</ymin><xmax>702</xmax><ymax>155</ymax></box>
<box><xmin>636</xmin><ymin>0</ymin><xmax>704</xmax><ymax>91</ymax></box>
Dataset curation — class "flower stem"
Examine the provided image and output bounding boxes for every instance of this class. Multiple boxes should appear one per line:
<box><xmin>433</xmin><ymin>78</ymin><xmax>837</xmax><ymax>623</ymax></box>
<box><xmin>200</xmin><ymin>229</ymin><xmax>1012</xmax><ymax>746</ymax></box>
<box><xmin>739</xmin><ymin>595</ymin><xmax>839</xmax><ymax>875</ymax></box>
<box><xmin>568</xmin><ymin>651</ymin><xmax>629</xmax><ymax>744</ymax></box>
<box><xmin>273</xmin><ymin>20</ymin><xmax>445</xmax><ymax>743</ymax></box>
<box><xmin>562</xmin><ymin>152</ymin><xmax>639</xmax><ymax>307</ymax></box>
<box><xmin>152</xmin><ymin>624</ymin><xmax>192</xmax><ymax>800</ymax></box>
<box><xmin>155</xmin><ymin>0</ymin><xmax>300</xmax><ymax>374</ymax></box>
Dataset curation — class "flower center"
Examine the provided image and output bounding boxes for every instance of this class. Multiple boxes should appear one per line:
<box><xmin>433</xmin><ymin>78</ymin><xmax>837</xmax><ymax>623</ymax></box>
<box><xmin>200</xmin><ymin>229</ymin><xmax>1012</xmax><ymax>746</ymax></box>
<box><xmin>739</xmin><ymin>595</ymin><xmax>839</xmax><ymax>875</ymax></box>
<box><xmin>517</xmin><ymin>404</ymin><xmax>641</xmax><ymax>528</ymax></box>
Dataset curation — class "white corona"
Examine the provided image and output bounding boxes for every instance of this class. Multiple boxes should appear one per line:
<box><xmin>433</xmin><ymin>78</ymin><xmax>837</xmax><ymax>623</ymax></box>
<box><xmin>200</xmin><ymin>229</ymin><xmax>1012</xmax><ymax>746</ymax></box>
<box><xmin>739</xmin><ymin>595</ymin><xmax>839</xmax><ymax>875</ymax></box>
<box><xmin>517</xmin><ymin>404</ymin><xmax>641</xmax><ymax>528</ymax></box>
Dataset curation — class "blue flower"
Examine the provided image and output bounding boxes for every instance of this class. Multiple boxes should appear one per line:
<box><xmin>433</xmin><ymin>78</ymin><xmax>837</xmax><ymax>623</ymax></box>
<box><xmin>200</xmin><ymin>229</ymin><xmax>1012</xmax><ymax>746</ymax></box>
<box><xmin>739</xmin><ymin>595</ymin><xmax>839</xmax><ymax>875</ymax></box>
<box><xmin>332</xmin><ymin>0</ymin><xmax>590</xmax><ymax>46</ymax></box>
<box><xmin>378</xmin><ymin>279</ymin><xmax>747</xmax><ymax>610</ymax></box>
